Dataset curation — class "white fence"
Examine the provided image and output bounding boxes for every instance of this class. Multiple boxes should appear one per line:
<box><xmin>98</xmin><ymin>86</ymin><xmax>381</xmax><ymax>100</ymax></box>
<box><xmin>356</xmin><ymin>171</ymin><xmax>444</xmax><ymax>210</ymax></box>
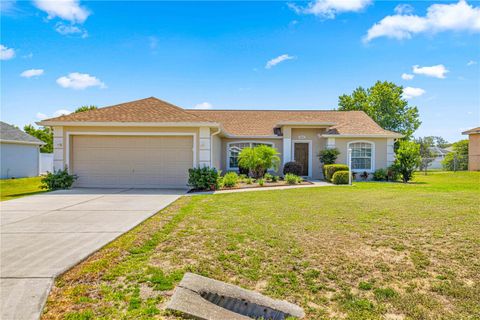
<box><xmin>40</xmin><ymin>153</ymin><xmax>53</xmax><ymax>174</ymax></box>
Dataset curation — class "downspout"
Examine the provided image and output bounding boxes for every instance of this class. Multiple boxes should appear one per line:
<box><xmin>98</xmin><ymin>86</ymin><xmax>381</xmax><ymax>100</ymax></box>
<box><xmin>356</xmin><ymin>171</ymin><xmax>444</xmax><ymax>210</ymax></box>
<box><xmin>210</xmin><ymin>126</ymin><xmax>222</xmax><ymax>168</ymax></box>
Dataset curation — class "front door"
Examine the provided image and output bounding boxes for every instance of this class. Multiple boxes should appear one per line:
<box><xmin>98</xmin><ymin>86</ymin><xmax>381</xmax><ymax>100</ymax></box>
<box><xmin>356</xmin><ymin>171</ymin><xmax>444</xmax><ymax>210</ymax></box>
<box><xmin>294</xmin><ymin>143</ymin><xmax>309</xmax><ymax>176</ymax></box>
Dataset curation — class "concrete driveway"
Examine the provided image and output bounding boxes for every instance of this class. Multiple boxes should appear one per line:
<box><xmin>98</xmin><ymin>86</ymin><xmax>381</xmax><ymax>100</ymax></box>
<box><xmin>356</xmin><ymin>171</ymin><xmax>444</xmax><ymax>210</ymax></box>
<box><xmin>0</xmin><ymin>188</ymin><xmax>185</xmax><ymax>320</ymax></box>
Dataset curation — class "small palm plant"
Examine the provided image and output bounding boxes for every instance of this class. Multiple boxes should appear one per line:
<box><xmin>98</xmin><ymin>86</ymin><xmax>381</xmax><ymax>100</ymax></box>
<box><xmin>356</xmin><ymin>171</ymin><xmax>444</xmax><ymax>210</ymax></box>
<box><xmin>238</xmin><ymin>145</ymin><xmax>280</xmax><ymax>179</ymax></box>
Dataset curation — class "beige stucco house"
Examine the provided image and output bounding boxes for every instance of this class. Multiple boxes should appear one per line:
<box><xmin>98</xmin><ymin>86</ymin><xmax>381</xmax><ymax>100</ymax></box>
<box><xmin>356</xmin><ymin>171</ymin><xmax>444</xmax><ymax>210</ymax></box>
<box><xmin>462</xmin><ymin>127</ymin><xmax>480</xmax><ymax>171</ymax></box>
<box><xmin>38</xmin><ymin>97</ymin><xmax>402</xmax><ymax>188</ymax></box>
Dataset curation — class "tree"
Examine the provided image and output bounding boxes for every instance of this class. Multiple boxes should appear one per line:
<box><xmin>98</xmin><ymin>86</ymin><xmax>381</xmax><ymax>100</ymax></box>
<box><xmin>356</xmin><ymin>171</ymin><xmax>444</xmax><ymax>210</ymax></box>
<box><xmin>430</xmin><ymin>136</ymin><xmax>449</xmax><ymax>149</ymax></box>
<box><xmin>74</xmin><ymin>105</ymin><xmax>97</xmax><ymax>113</ymax></box>
<box><xmin>442</xmin><ymin>140</ymin><xmax>469</xmax><ymax>171</ymax></box>
<box><xmin>238</xmin><ymin>145</ymin><xmax>280</xmax><ymax>178</ymax></box>
<box><xmin>415</xmin><ymin>137</ymin><xmax>435</xmax><ymax>174</ymax></box>
<box><xmin>23</xmin><ymin>125</ymin><xmax>53</xmax><ymax>153</ymax></box>
<box><xmin>392</xmin><ymin>140</ymin><xmax>421</xmax><ymax>183</ymax></box>
<box><xmin>338</xmin><ymin>81</ymin><xmax>421</xmax><ymax>139</ymax></box>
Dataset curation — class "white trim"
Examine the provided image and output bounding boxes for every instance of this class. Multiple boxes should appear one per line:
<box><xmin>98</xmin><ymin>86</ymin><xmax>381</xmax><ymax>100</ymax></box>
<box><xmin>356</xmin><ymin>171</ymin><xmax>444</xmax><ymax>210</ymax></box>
<box><xmin>322</xmin><ymin>133</ymin><xmax>403</xmax><ymax>138</ymax></box>
<box><xmin>0</xmin><ymin>139</ymin><xmax>45</xmax><ymax>146</ymax></box>
<box><xmin>292</xmin><ymin>140</ymin><xmax>313</xmax><ymax>178</ymax></box>
<box><xmin>37</xmin><ymin>121</ymin><xmax>219</xmax><ymax>127</ymax></box>
<box><xmin>223</xmin><ymin>134</ymin><xmax>282</xmax><ymax>139</ymax></box>
<box><xmin>277</xmin><ymin>121</ymin><xmax>336</xmax><ymax>126</ymax></box>
<box><xmin>226</xmin><ymin>140</ymin><xmax>275</xmax><ymax>171</ymax></box>
<box><xmin>347</xmin><ymin>140</ymin><xmax>375</xmax><ymax>173</ymax></box>
<box><xmin>65</xmin><ymin>131</ymin><xmax>197</xmax><ymax>172</ymax></box>
<box><xmin>386</xmin><ymin>138</ymin><xmax>395</xmax><ymax>166</ymax></box>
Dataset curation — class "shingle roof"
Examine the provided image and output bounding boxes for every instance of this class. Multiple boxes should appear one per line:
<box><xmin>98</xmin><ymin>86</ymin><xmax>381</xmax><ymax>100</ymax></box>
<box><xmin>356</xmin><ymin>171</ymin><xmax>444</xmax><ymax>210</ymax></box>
<box><xmin>39</xmin><ymin>97</ymin><xmax>401</xmax><ymax>137</ymax></box>
<box><xmin>42</xmin><ymin>97</ymin><xmax>213</xmax><ymax>123</ymax></box>
<box><xmin>462</xmin><ymin>127</ymin><xmax>480</xmax><ymax>135</ymax></box>
<box><xmin>0</xmin><ymin>122</ymin><xmax>45</xmax><ymax>145</ymax></box>
<box><xmin>189</xmin><ymin>109</ymin><xmax>400</xmax><ymax>136</ymax></box>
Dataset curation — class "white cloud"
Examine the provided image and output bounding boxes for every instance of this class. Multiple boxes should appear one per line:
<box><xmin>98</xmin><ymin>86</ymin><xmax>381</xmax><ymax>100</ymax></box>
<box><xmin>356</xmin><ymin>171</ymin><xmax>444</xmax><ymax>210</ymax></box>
<box><xmin>290</xmin><ymin>0</ymin><xmax>371</xmax><ymax>19</ymax></box>
<box><xmin>413</xmin><ymin>64</ymin><xmax>448</xmax><ymax>78</ymax></box>
<box><xmin>265</xmin><ymin>54</ymin><xmax>295</xmax><ymax>69</ymax></box>
<box><xmin>33</xmin><ymin>0</ymin><xmax>89</xmax><ymax>24</ymax></box>
<box><xmin>20</xmin><ymin>69</ymin><xmax>44</xmax><ymax>78</ymax></box>
<box><xmin>36</xmin><ymin>112</ymin><xmax>47</xmax><ymax>120</ymax></box>
<box><xmin>403</xmin><ymin>86</ymin><xmax>426</xmax><ymax>99</ymax></box>
<box><xmin>467</xmin><ymin>60</ymin><xmax>477</xmax><ymax>66</ymax></box>
<box><xmin>0</xmin><ymin>44</ymin><xmax>15</xmax><ymax>60</ymax></box>
<box><xmin>401</xmin><ymin>73</ymin><xmax>414</xmax><ymax>80</ymax></box>
<box><xmin>364</xmin><ymin>0</ymin><xmax>480</xmax><ymax>42</ymax></box>
<box><xmin>194</xmin><ymin>102</ymin><xmax>213</xmax><ymax>110</ymax></box>
<box><xmin>394</xmin><ymin>4</ymin><xmax>414</xmax><ymax>15</ymax></box>
<box><xmin>53</xmin><ymin>109</ymin><xmax>72</xmax><ymax>117</ymax></box>
<box><xmin>55</xmin><ymin>22</ymin><xmax>88</xmax><ymax>38</ymax></box>
<box><xmin>56</xmin><ymin>72</ymin><xmax>106</xmax><ymax>90</ymax></box>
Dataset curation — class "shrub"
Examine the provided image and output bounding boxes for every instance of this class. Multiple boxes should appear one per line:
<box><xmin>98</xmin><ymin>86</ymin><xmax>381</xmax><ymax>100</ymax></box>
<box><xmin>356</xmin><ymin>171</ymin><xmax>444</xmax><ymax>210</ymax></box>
<box><xmin>373</xmin><ymin>168</ymin><xmax>387</xmax><ymax>181</ymax></box>
<box><xmin>222</xmin><ymin>172</ymin><xmax>238</xmax><ymax>188</ymax></box>
<box><xmin>324</xmin><ymin>164</ymin><xmax>349</xmax><ymax>182</ymax></box>
<box><xmin>271</xmin><ymin>175</ymin><xmax>279</xmax><ymax>182</ymax></box>
<box><xmin>264</xmin><ymin>173</ymin><xmax>273</xmax><ymax>181</ymax></box>
<box><xmin>332</xmin><ymin>170</ymin><xmax>349</xmax><ymax>185</ymax></box>
<box><xmin>258</xmin><ymin>178</ymin><xmax>265</xmax><ymax>186</ymax></box>
<box><xmin>360</xmin><ymin>171</ymin><xmax>370</xmax><ymax>181</ymax></box>
<box><xmin>387</xmin><ymin>165</ymin><xmax>401</xmax><ymax>181</ymax></box>
<box><xmin>283</xmin><ymin>161</ymin><xmax>303</xmax><ymax>176</ymax></box>
<box><xmin>246</xmin><ymin>177</ymin><xmax>253</xmax><ymax>184</ymax></box>
<box><xmin>285</xmin><ymin>173</ymin><xmax>302</xmax><ymax>185</ymax></box>
<box><xmin>41</xmin><ymin>168</ymin><xmax>78</xmax><ymax>191</ymax></box>
<box><xmin>238</xmin><ymin>165</ymin><xmax>250</xmax><ymax>176</ymax></box>
<box><xmin>238</xmin><ymin>145</ymin><xmax>280</xmax><ymax>179</ymax></box>
<box><xmin>318</xmin><ymin>148</ymin><xmax>340</xmax><ymax>165</ymax></box>
<box><xmin>188</xmin><ymin>167</ymin><xmax>219</xmax><ymax>190</ymax></box>
<box><xmin>393</xmin><ymin>140</ymin><xmax>421</xmax><ymax>183</ymax></box>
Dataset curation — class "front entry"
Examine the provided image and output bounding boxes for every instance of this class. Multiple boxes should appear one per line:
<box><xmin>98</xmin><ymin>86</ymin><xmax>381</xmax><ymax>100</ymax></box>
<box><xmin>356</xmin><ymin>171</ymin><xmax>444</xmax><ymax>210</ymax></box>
<box><xmin>294</xmin><ymin>142</ymin><xmax>309</xmax><ymax>176</ymax></box>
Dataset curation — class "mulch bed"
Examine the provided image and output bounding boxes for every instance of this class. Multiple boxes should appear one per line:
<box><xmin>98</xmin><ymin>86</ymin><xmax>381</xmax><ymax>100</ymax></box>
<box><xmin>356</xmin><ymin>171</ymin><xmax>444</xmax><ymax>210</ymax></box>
<box><xmin>188</xmin><ymin>180</ymin><xmax>313</xmax><ymax>193</ymax></box>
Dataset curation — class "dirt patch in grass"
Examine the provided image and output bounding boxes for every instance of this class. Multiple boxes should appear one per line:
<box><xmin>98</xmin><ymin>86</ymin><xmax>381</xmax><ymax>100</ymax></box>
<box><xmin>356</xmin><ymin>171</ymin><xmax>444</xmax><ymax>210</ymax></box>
<box><xmin>42</xmin><ymin>172</ymin><xmax>480</xmax><ymax>320</ymax></box>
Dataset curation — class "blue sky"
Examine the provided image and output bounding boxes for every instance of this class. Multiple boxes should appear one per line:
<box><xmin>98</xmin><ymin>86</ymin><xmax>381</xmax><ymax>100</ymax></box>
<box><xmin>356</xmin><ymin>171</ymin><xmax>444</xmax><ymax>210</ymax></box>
<box><xmin>1</xmin><ymin>0</ymin><xmax>479</xmax><ymax>142</ymax></box>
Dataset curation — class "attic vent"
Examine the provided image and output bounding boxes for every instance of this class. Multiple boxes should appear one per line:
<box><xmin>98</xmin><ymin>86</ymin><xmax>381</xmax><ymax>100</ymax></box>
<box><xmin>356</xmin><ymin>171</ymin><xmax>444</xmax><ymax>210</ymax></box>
<box><xmin>273</xmin><ymin>127</ymin><xmax>283</xmax><ymax>136</ymax></box>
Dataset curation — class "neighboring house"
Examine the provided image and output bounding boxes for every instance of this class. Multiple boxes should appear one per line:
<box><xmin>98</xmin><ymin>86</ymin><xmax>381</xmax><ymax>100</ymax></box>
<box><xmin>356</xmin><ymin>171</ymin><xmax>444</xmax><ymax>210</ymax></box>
<box><xmin>428</xmin><ymin>146</ymin><xmax>450</xmax><ymax>169</ymax></box>
<box><xmin>462</xmin><ymin>127</ymin><xmax>480</xmax><ymax>171</ymax></box>
<box><xmin>0</xmin><ymin>121</ymin><xmax>45</xmax><ymax>179</ymax></box>
<box><xmin>38</xmin><ymin>97</ymin><xmax>402</xmax><ymax>188</ymax></box>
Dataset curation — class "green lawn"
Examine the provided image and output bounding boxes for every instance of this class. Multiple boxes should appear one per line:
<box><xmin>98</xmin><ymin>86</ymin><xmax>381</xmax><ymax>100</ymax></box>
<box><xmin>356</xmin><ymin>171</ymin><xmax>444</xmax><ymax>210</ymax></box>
<box><xmin>43</xmin><ymin>172</ymin><xmax>480</xmax><ymax>320</ymax></box>
<box><xmin>0</xmin><ymin>176</ymin><xmax>45</xmax><ymax>201</ymax></box>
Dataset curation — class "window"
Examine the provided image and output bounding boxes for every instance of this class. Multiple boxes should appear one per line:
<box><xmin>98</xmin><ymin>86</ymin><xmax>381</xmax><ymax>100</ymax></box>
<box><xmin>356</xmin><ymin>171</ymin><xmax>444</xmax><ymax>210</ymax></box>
<box><xmin>349</xmin><ymin>142</ymin><xmax>373</xmax><ymax>171</ymax></box>
<box><xmin>227</xmin><ymin>142</ymin><xmax>274</xmax><ymax>169</ymax></box>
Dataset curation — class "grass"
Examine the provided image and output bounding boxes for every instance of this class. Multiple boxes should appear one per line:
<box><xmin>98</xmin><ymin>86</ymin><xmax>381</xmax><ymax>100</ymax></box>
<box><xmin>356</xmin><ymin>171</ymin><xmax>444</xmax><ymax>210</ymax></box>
<box><xmin>0</xmin><ymin>176</ymin><xmax>45</xmax><ymax>201</ymax></box>
<box><xmin>42</xmin><ymin>171</ymin><xmax>480</xmax><ymax>319</ymax></box>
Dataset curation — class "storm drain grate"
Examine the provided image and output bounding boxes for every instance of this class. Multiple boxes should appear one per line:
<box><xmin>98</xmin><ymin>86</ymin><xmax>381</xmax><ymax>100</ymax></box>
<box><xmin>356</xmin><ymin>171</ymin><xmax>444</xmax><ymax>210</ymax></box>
<box><xmin>166</xmin><ymin>273</ymin><xmax>304</xmax><ymax>320</ymax></box>
<box><xmin>200</xmin><ymin>291</ymin><xmax>290</xmax><ymax>320</ymax></box>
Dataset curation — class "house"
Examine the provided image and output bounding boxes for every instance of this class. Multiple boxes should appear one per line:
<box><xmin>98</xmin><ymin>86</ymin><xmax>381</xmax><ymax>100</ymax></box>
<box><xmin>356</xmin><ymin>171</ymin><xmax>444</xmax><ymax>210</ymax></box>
<box><xmin>37</xmin><ymin>97</ymin><xmax>402</xmax><ymax>188</ymax></box>
<box><xmin>462</xmin><ymin>127</ymin><xmax>480</xmax><ymax>171</ymax></box>
<box><xmin>0</xmin><ymin>121</ymin><xmax>45</xmax><ymax>179</ymax></box>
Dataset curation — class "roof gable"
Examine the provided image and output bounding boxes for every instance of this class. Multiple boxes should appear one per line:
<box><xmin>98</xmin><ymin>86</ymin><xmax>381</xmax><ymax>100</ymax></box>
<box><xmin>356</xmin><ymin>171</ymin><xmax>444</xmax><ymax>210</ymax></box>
<box><xmin>0</xmin><ymin>122</ymin><xmax>44</xmax><ymax>145</ymax></box>
<box><xmin>42</xmin><ymin>97</ymin><xmax>213</xmax><ymax>123</ymax></box>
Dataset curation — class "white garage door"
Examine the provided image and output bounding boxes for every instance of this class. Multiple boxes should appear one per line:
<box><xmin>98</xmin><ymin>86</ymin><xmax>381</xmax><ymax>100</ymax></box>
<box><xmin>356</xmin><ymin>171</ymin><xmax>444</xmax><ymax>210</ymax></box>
<box><xmin>72</xmin><ymin>135</ymin><xmax>193</xmax><ymax>188</ymax></box>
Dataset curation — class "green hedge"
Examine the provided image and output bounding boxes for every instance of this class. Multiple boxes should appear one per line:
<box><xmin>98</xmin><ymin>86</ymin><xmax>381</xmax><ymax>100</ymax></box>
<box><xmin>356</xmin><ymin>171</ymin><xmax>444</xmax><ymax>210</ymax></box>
<box><xmin>332</xmin><ymin>170</ymin><xmax>350</xmax><ymax>185</ymax></box>
<box><xmin>324</xmin><ymin>164</ymin><xmax>349</xmax><ymax>182</ymax></box>
<box><xmin>188</xmin><ymin>167</ymin><xmax>219</xmax><ymax>190</ymax></box>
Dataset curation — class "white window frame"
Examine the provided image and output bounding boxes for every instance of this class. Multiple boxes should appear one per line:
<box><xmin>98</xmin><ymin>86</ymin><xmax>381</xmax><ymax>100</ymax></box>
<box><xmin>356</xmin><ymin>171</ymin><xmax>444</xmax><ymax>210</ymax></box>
<box><xmin>226</xmin><ymin>141</ymin><xmax>275</xmax><ymax>171</ymax></box>
<box><xmin>347</xmin><ymin>140</ymin><xmax>375</xmax><ymax>172</ymax></box>
<box><xmin>292</xmin><ymin>140</ymin><xmax>313</xmax><ymax>177</ymax></box>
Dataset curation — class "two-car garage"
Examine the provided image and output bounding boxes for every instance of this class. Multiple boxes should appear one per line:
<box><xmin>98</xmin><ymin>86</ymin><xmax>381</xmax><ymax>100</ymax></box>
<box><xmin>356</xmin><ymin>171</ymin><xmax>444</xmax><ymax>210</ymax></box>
<box><xmin>70</xmin><ymin>135</ymin><xmax>194</xmax><ymax>188</ymax></box>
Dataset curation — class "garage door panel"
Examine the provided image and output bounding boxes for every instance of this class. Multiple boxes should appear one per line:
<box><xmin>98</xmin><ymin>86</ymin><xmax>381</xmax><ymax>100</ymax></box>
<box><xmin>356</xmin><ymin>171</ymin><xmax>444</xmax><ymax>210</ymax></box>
<box><xmin>72</xmin><ymin>135</ymin><xmax>193</xmax><ymax>188</ymax></box>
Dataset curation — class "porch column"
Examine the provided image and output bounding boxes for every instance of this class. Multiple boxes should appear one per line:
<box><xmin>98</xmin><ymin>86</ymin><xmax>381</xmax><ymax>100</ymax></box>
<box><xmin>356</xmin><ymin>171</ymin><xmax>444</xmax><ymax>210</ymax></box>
<box><xmin>198</xmin><ymin>127</ymin><xmax>211</xmax><ymax>167</ymax></box>
<box><xmin>283</xmin><ymin>127</ymin><xmax>292</xmax><ymax>164</ymax></box>
<box><xmin>53</xmin><ymin>126</ymin><xmax>65</xmax><ymax>171</ymax></box>
<box><xmin>387</xmin><ymin>138</ymin><xmax>395</xmax><ymax>166</ymax></box>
